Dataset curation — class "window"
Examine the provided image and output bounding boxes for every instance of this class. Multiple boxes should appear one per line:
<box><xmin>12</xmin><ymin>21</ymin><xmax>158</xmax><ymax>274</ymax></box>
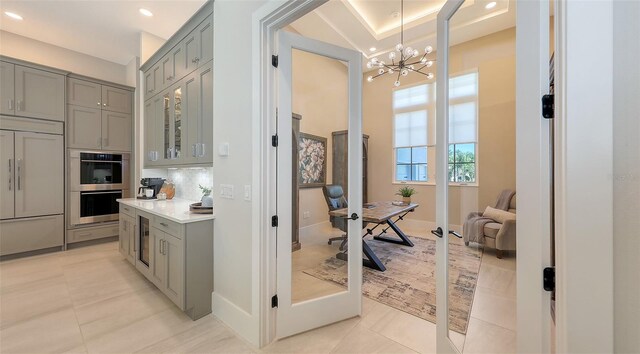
<box><xmin>392</xmin><ymin>72</ymin><xmax>478</xmax><ymax>184</ymax></box>
<box><xmin>393</xmin><ymin>85</ymin><xmax>433</xmax><ymax>182</ymax></box>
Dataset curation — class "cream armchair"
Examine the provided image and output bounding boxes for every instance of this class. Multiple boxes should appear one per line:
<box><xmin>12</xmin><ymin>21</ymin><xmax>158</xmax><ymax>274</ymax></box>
<box><xmin>464</xmin><ymin>195</ymin><xmax>517</xmax><ymax>259</ymax></box>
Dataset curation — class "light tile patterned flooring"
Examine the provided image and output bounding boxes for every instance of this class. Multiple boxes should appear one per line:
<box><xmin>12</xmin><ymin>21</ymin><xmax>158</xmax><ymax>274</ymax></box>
<box><xmin>0</xmin><ymin>226</ymin><xmax>516</xmax><ymax>354</ymax></box>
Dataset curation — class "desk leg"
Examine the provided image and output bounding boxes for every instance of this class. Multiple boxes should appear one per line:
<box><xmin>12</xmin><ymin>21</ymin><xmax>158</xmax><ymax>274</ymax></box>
<box><xmin>373</xmin><ymin>219</ymin><xmax>414</xmax><ymax>247</ymax></box>
<box><xmin>336</xmin><ymin>240</ymin><xmax>386</xmax><ymax>272</ymax></box>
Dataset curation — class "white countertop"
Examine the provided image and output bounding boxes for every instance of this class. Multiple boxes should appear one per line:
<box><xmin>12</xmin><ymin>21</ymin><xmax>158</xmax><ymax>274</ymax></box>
<box><xmin>117</xmin><ymin>198</ymin><xmax>215</xmax><ymax>224</ymax></box>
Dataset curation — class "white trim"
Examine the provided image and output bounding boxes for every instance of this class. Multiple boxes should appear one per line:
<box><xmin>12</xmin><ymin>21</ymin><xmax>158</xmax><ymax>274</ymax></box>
<box><xmin>515</xmin><ymin>0</ymin><xmax>552</xmax><ymax>352</ymax></box>
<box><xmin>212</xmin><ymin>293</ymin><xmax>257</xmax><ymax>344</ymax></box>
<box><xmin>554</xmin><ymin>0</ymin><xmax>614</xmax><ymax>352</ymax></box>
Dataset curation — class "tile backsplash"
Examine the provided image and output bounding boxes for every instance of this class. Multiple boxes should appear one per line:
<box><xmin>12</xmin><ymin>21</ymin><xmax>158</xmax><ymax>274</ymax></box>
<box><xmin>167</xmin><ymin>167</ymin><xmax>213</xmax><ymax>202</ymax></box>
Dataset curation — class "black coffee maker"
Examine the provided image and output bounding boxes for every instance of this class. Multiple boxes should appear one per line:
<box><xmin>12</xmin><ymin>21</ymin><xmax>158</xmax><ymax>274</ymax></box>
<box><xmin>138</xmin><ymin>178</ymin><xmax>165</xmax><ymax>199</ymax></box>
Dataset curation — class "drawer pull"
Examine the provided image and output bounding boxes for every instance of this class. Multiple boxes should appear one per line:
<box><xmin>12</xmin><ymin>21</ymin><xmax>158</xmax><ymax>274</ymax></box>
<box><xmin>160</xmin><ymin>222</ymin><xmax>169</xmax><ymax>227</ymax></box>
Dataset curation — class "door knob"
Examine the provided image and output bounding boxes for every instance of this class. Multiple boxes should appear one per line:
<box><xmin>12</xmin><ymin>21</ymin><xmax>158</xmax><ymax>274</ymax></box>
<box><xmin>350</xmin><ymin>213</ymin><xmax>359</xmax><ymax>220</ymax></box>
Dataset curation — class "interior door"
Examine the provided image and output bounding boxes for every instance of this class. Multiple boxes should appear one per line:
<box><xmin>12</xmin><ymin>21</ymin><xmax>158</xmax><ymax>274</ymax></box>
<box><xmin>14</xmin><ymin>131</ymin><xmax>63</xmax><ymax>218</ymax></box>
<box><xmin>0</xmin><ymin>130</ymin><xmax>15</xmax><ymax>219</ymax></box>
<box><xmin>275</xmin><ymin>30</ymin><xmax>363</xmax><ymax>338</ymax></box>
<box><xmin>435</xmin><ymin>0</ymin><xmax>552</xmax><ymax>353</ymax></box>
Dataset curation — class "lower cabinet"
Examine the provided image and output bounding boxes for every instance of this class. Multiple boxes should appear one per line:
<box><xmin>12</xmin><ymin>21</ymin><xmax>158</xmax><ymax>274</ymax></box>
<box><xmin>118</xmin><ymin>204</ymin><xmax>212</xmax><ymax>320</ymax></box>
<box><xmin>0</xmin><ymin>215</ymin><xmax>64</xmax><ymax>256</ymax></box>
<box><xmin>151</xmin><ymin>227</ymin><xmax>185</xmax><ymax>308</ymax></box>
<box><xmin>118</xmin><ymin>214</ymin><xmax>135</xmax><ymax>264</ymax></box>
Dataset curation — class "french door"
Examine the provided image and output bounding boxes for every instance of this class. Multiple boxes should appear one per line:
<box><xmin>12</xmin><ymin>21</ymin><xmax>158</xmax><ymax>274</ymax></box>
<box><xmin>435</xmin><ymin>0</ymin><xmax>553</xmax><ymax>353</ymax></box>
<box><xmin>275</xmin><ymin>31</ymin><xmax>363</xmax><ymax>339</ymax></box>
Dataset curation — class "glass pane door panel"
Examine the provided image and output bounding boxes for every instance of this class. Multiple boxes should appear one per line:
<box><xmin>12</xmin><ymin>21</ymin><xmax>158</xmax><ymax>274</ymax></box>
<box><xmin>291</xmin><ymin>48</ymin><xmax>349</xmax><ymax>304</ymax></box>
<box><xmin>139</xmin><ymin>215</ymin><xmax>150</xmax><ymax>267</ymax></box>
<box><xmin>163</xmin><ymin>92</ymin><xmax>171</xmax><ymax>159</ymax></box>
<box><xmin>174</xmin><ymin>87</ymin><xmax>182</xmax><ymax>158</ymax></box>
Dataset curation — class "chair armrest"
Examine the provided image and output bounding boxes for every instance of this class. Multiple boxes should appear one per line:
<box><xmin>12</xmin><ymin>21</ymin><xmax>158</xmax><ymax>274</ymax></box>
<box><xmin>496</xmin><ymin>219</ymin><xmax>517</xmax><ymax>250</ymax></box>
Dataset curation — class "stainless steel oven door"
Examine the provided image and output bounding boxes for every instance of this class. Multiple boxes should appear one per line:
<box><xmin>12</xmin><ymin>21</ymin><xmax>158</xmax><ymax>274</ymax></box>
<box><xmin>70</xmin><ymin>190</ymin><xmax>128</xmax><ymax>226</ymax></box>
<box><xmin>69</xmin><ymin>150</ymin><xmax>130</xmax><ymax>191</ymax></box>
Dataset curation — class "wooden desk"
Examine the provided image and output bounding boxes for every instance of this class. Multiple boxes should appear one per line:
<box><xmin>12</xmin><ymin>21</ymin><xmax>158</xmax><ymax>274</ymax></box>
<box><xmin>329</xmin><ymin>201</ymin><xmax>418</xmax><ymax>271</ymax></box>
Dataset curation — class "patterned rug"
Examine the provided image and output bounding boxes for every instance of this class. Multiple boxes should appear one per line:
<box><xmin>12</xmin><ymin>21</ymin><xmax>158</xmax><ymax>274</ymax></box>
<box><xmin>303</xmin><ymin>235</ymin><xmax>482</xmax><ymax>334</ymax></box>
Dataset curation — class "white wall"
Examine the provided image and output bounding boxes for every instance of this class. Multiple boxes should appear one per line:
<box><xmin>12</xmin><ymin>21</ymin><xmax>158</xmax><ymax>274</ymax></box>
<box><xmin>140</xmin><ymin>31</ymin><xmax>166</xmax><ymax>65</ymax></box>
<box><xmin>613</xmin><ymin>1</ymin><xmax>640</xmax><ymax>352</ymax></box>
<box><xmin>0</xmin><ymin>30</ymin><xmax>128</xmax><ymax>85</ymax></box>
<box><xmin>212</xmin><ymin>0</ymin><xmax>268</xmax><ymax>346</ymax></box>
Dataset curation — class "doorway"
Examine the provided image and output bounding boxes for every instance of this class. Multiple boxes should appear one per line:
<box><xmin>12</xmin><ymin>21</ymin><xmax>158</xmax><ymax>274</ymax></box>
<box><xmin>258</xmin><ymin>0</ymin><xmax>552</xmax><ymax>351</ymax></box>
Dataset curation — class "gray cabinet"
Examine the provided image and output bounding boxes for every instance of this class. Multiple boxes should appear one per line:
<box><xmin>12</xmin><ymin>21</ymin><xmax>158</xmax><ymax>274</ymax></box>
<box><xmin>101</xmin><ymin>85</ymin><xmax>132</xmax><ymax>114</ymax></box>
<box><xmin>332</xmin><ymin>131</ymin><xmax>369</xmax><ymax>203</ymax></box>
<box><xmin>151</xmin><ymin>227</ymin><xmax>185</xmax><ymax>308</ymax></box>
<box><xmin>117</xmin><ymin>202</ymin><xmax>213</xmax><ymax>320</ymax></box>
<box><xmin>66</xmin><ymin>105</ymin><xmax>101</xmax><ymax>149</ymax></box>
<box><xmin>66</xmin><ymin>77</ymin><xmax>133</xmax><ymax>151</ymax></box>
<box><xmin>102</xmin><ymin>110</ymin><xmax>132</xmax><ymax>151</ymax></box>
<box><xmin>13</xmin><ymin>131</ymin><xmax>64</xmax><ymax>218</ymax></box>
<box><xmin>0</xmin><ymin>116</ymin><xmax>64</xmax><ymax>256</ymax></box>
<box><xmin>1</xmin><ymin>62</ymin><xmax>65</xmax><ymax>121</ymax></box>
<box><xmin>119</xmin><ymin>214</ymin><xmax>135</xmax><ymax>264</ymax></box>
<box><xmin>0</xmin><ymin>62</ymin><xmax>15</xmax><ymax>115</ymax></box>
<box><xmin>67</xmin><ymin>78</ymin><xmax>102</xmax><ymax>109</ymax></box>
<box><xmin>0</xmin><ymin>130</ymin><xmax>15</xmax><ymax>219</ymax></box>
<box><xmin>141</xmin><ymin>5</ymin><xmax>212</xmax><ymax>168</ymax></box>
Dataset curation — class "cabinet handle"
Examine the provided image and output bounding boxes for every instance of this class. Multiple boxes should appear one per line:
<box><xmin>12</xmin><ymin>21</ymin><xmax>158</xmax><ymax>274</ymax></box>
<box><xmin>8</xmin><ymin>99</ymin><xmax>13</xmax><ymax>110</ymax></box>
<box><xmin>97</xmin><ymin>102</ymin><xmax>101</xmax><ymax>106</ymax></box>
<box><xmin>167</xmin><ymin>76</ymin><xmax>174</xmax><ymax>81</ymax></box>
<box><xmin>199</xmin><ymin>143</ymin><xmax>206</xmax><ymax>158</ymax></box>
<box><xmin>192</xmin><ymin>57</ymin><xmax>200</xmax><ymax>64</ymax></box>
<box><xmin>103</xmin><ymin>103</ymin><xmax>107</xmax><ymax>107</ymax></box>
<box><xmin>192</xmin><ymin>144</ymin><xmax>196</xmax><ymax>157</ymax></box>
<box><xmin>8</xmin><ymin>159</ymin><xmax>12</xmax><ymax>191</ymax></box>
<box><xmin>159</xmin><ymin>222</ymin><xmax>168</xmax><ymax>227</ymax></box>
<box><xmin>16</xmin><ymin>100</ymin><xmax>23</xmax><ymax>111</ymax></box>
<box><xmin>123</xmin><ymin>222</ymin><xmax>127</xmax><ymax>232</ymax></box>
<box><xmin>16</xmin><ymin>159</ymin><xmax>21</xmax><ymax>190</ymax></box>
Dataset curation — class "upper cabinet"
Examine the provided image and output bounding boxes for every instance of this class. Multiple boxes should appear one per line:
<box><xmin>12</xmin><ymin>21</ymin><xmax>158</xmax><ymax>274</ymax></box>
<box><xmin>141</xmin><ymin>3</ymin><xmax>212</xmax><ymax>168</ymax></box>
<box><xmin>66</xmin><ymin>77</ymin><xmax>133</xmax><ymax>151</ymax></box>
<box><xmin>0</xmin><ymin>61</ymin><xmax>65</xmax><ymax>121</ymax></box>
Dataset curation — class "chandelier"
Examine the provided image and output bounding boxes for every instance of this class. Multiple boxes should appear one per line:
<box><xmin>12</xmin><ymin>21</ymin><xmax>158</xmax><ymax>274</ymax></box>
<box><xmin>366</xmin><ymin>0</ymin><xmax>436</xmax><ymax>87</ymax></box>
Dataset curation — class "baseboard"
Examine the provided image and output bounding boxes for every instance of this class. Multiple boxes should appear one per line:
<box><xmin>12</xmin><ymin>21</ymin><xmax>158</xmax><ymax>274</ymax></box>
<box><xmin>212</xmin><ymin>292</ymin><xmax>259</xmax><ymax>347</ymax></box>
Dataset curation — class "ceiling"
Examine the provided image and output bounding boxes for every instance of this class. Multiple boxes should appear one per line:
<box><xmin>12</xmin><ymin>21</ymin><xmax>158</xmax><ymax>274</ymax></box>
<box><xmin>0</xmin><ymin>1</ymin><xmax>207</xmax><ymax>65</ymax></box>
<box><xmin>290</xmin><ymin>0</ymin><xmax>516</xmax><ymax>71</ymax></box>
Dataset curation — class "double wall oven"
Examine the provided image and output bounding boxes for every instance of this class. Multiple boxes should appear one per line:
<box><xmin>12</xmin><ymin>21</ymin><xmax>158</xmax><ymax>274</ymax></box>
<box><xmin>69</xmin><ymin>150</ymin><xmax>130</xmax><ymax>226</ymax></box>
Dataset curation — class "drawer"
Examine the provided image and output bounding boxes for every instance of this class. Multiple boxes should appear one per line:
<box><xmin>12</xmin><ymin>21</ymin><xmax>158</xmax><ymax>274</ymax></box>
<box><xmin>119</xmin><ymin>204</ymin><xmax>135</xmax><ymax>218</ymax></box>
<box><xmin>68</xmin><ymin>224</ymin><xmax>119</xmax><ymax>243</ymax></box>
<box><xmin>0</xmin><ymin>215</ymin><xmax>63</xmax><ymax>256</ymax></box>
<box><xmin>152</xmin><ymin>216</ymin><xmax>182</xmax><ymax>239</ymax></box>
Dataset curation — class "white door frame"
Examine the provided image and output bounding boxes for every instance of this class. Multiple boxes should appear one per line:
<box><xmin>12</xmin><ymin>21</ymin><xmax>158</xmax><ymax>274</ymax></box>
<box><xmin>251</xmin><ymin>0</ymin><xmax>331</xmax><ymax>346</ymax></box>
<box><xmin>515</xmin><ymin>0</ymin><xmax>553</xmax><ymax>353</ymax></box>
<box><xmin>434</xmin><ymin>1</ymin><xmax>466</xmax><ymax>352</ymax></box>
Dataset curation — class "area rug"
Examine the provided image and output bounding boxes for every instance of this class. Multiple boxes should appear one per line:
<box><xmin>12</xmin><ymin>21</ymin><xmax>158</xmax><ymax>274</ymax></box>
<box><xmin>303</xmin><ymin>235</ymin><xmax>482</xmax><ymax>334</ymax></box>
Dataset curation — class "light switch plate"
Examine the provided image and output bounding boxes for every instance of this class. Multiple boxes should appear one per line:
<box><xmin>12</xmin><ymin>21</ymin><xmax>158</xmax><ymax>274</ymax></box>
<box><xmin>218</xmin><ymin>143</ymin><xmax>230</xmax><ymax>157</ymax></box>
<box><xmin>220</xmin><ymin>184</ymin><xmax>234</xmax><ymax>199</ymax></box>
<box><xmin>244</xmin><ymin>185</ymin><xmax>251</xmax><ymax>201</ymax></box>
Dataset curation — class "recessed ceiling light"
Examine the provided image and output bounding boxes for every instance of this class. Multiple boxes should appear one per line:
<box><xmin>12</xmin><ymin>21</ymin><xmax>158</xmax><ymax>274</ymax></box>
<box><xmin>369</xmin><ymin>47</ymin><xmax>377</xmax><ymax>52</ymax></box>
<box><xmin>485</xmin><ymin>2</ymin><xmax>497</xmax><ymax>9</ymax></box>
<box><xmin>4</xmin><ymin>11</ymin><xmax>23</xmax><ymax>20</ymax></box>
<box><xmin>139</xmin><ymin>8</ymin><xmax>153</xmax><ymax>17</ymax></box>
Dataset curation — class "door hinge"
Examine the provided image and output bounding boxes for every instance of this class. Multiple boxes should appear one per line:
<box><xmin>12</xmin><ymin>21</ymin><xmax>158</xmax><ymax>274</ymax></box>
<box><xmin>272</xmin><ymin>55</ymin><xmax>278</xmax><ymax>68</ymax></box>
<box><xmin>542</xmin><ymin>94</ymin><xmax>554</xmax><ymax>119</ymax></box>
<box><xmin>543</xmin><ymin>266</ymin><xmax>555</xmax><ymax>292</ymax></box>
<box><xmin>271</xmin><ymin>294</ymin><xmax>278</xmax><ymax>308</ymax></box>
<box><xmin>272</xmin><ymin>134</ymin><xmax>278</xmax><ymax>147</ymax></box>
<box><xmin>271</xmin><ymin>215</ymin><xmax>278</xmax><ymax>227</ymax></box>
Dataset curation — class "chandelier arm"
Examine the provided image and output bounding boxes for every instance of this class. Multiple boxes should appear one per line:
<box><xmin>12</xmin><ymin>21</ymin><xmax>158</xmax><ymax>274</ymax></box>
<box><xmin>408</xmin><ymin>70</ymin><xmax>430</xmax><ymax>76</ymax></box>
<box><xmin>396</xmin><ymin>70</ymin><xmax>402</xmax><ymax>82</ymax></box>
